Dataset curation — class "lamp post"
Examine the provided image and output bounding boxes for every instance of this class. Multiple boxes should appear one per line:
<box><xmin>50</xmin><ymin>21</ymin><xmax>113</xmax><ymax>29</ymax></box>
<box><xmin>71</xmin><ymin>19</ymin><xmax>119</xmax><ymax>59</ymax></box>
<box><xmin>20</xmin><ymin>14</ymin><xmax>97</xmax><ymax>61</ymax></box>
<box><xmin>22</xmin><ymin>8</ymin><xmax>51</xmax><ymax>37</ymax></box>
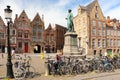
<box><xmin>4</xmin><ymin>5</ymin><xmax>14</xmax><ymax>78</ymax></box>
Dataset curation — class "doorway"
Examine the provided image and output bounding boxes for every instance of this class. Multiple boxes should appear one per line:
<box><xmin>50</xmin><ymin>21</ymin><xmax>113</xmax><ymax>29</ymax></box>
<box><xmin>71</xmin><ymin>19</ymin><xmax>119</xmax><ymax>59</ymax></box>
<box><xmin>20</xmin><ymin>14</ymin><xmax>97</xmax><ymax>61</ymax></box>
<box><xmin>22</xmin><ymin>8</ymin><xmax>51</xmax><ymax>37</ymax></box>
<box><xmin>24</xmin><ymin>42</ymin><xmax>28</xmax><ymax>53</ymax></box>
<box><xmin>34</xmin><ymin>44</ymin><xmax>41</xmax><ymax>53</ymax></box>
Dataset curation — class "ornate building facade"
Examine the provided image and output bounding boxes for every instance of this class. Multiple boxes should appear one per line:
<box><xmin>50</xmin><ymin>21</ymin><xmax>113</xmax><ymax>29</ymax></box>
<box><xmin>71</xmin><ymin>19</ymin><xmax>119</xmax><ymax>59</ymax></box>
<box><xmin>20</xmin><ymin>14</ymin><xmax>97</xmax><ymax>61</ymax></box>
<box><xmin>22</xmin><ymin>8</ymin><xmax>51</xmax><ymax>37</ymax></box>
<box><xmin>44</xmin><ymin>24</ymin><xmax>67</xmax><ymax>53</ymax></box>
<box><xmin>106</xmin><ymin>16</ymin><xmax>120</xmax><ymax>54</ymax></box>
<box><xmin>0</xmin><ymin>10</ymin><xmax>66</xmax><ymax>53</ymax></box>
<box><xmin>74</xmin><ymin>0</ymin><xmax>106</xmax><ymax>56</ymax></box>
<box><xmin>74</xmin><ymin>0</ymin><xmax>120</xmax><ymax>56</ymax></box>
<box><xmin>31</xmin><ymin>13</ymin><xmax>45</xmax><ymax>53</ymax></box>
<box><xmin>14</xmin><ymin>10</ymin><xmax>32</xmax><ymax>53</ymax></box>
<box><xmin>0</xmin><ymin>16</ymin><xmax>6</xmax><ymax>53</ymax></box>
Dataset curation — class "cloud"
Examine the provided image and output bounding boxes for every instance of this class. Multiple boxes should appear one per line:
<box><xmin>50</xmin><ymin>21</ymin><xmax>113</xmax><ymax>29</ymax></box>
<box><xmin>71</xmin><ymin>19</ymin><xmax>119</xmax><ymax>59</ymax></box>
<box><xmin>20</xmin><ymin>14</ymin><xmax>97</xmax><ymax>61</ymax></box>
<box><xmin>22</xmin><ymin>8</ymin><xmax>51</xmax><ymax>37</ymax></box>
<box><xmin>104</xmin><ymin>5</ymin><xmax>120</xmax><ymax>19</ymax></box>
<box><xmin>99</xmin><ymin>0</ymin><xmax>120</xmax><ymax>16</ymax></box>
<box><xmin>0</xmin><ymin>0</ymin><xmax>22</xmax><ymax>24</ymax></box>
<box><xmin>0</xmin><ymin>0</ymin><xmax>120</xmax><ymax>28</ymax></box>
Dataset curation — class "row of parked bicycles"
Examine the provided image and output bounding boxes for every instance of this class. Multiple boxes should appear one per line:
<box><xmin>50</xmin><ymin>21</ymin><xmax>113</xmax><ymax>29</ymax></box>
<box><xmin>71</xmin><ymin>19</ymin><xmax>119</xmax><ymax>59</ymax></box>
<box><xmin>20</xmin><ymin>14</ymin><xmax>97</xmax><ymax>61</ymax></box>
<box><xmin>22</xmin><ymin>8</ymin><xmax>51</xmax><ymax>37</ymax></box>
<box><xmin>47</xmin><ymin>55</ymin><xmax>120</xmax><ymax>76</ymax></box>
<box><xmin>14</xmin><ymin>55</ymin><xmax>36</xmax><ymax>80</ymax></box>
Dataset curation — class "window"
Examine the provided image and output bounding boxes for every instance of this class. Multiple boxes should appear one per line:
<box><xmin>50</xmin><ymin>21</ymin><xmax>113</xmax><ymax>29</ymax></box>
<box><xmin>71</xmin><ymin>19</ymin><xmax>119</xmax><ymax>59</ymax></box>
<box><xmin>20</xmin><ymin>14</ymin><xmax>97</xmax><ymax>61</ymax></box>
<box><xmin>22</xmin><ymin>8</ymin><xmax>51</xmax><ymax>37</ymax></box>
<box><xmin>113</xmin><ymin>39</ymin><xmax>115</xmax><ymax>47</ymax></box>
<box><xmin>38</xmin><ymin>35</ymin><xmax>42</xmax><ymax>41</ymax></box>
<box><xmin>24</xmin><ymin>22</ymin><xmax>28</xmax><ymax>28</ymax></box>
<box><xmin>98</xmin><ymin>30</ymin><xmax>101</xmax><ymax>36</ymax></box>
<box><xmin>98</xmin><ymin>21</ymin><xmax>101</xmax><ymax>29</ymax></box>
<box><xmin>12</xmin><ymin>30</ymin><xmax>16</xmax><ymax>35</ymax></box>
<box><xmin>32</xmin><ymin>36</ymin><xmax>36</xmax><ymax>41</ymax></box>
<box><xmin>107</xmin><ymin>39</ymin><xmax>109</xmax><ymax>47</ymax></box>
<box><xmin>92</xmin><ymin>29</ymin><xmax>96</xmax><ymax>36</ymax></box>
<box><xmin>95</xmin><ymin>13</ymin><xmax>98</xmax><ymax>18</ymax></box>
<box><xmin>107</xmin><ymin>29</ymin><xmax>109</xmax><ymax>36</ymax></box>
<box><xmin>18</xmin><ymin>31</ymin><xmax>22</xmax><ymax>37</ymax></box>
<box><xmin>24</xmin><ymin>42</ymin><xmax>28</xmax><ymax>46</ymax></box>
<box><xmin>102</xmin><ymin>30</ymin><xmax>106</xmax><ymax>36</ymax></box>
<box><xmin>38</xmin><ymin>27</ymin><xmax>42</xmax><ymax>33</ymax></box>
<box><xmin>102</xmin><ymin>39</ymin><xmax>106</xmax><ymax>48</ymax></box>
<box><xmin>18</xmin><ymin>42</ymin><xmax>22</xmax><ymax>48</ymax></box>
<box><xmin>33</xmin><ymin>27</ymin><xmax>36</xmax><ymax>35</ymax></box>
<box><xmin>46</xmin><ymin>35</ymin><xmax>49</xmax><ymax>42</ymax></box>
<box><xmin>96</xmin><ymin>6</ymin><xmax>98</xmax><ymax>11</ymax></box>
<box><xmin>114</xmin><ymin>30</ymin><xmax>117</xmax><ymax>36</ymax></box>
<box><xmin>118</xmin><ymin>31</ymin><xmax>120</xmax><ymax>36</ymax></box>
<box><xmin>18</xmin><ymin>22</ymin><xmax>21</xmax><ymax>27</ymax></box>
<box><xmin>11</xmin><ymin>37</ymin><xmax>16</xmax><ymax>44</ymax></box>
<box><xmin>98</xmin><ymin>39</ymin><xmax>101</xmax><ymax>48</ymax></box>
<box><xmin>114</xmin><ymin>39</ymin><xmax>117</xmax><ymax>47</ymax></box>
<box><xmin>118</xmin><ymin>40</ymin><xmax>120</xmax><ymax>47</ymax></box>
<box><xmin>109</xmin><ymin>29</ymin><xmax>113</xmax><ymax>36</ymax></box>
<box><xmin>102</xmin><ymin>22</ymin><xmax>106</xmax><ymax>28</ymax></box>
<box><xmin>92</xmin><ymin>20</ymin><xmax>96</xmax><ymax>27</ymax></box>
<box><xmin>92</xmin><ymin>39</ymin><xmax>96</xmax><ymax>48</ymax></box>
<box><xmin>0</xmin><ymin>33</ymin><xmax>4</xmax><ymax>38</ymax></box>
<box><xmin>24</xmin><ymin>33</ymin><xmax>28</xmax><ymax>38</ymax></box>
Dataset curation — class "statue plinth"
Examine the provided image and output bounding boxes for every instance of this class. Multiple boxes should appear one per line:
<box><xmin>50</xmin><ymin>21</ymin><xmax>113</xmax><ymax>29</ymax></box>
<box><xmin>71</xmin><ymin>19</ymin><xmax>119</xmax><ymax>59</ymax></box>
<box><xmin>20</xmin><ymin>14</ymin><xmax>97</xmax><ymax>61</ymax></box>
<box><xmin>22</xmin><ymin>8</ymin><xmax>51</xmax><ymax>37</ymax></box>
<box><xmin>63</xmin><ymin>31</ymin><xmax>80</xmax><ymax>55</ymax></box>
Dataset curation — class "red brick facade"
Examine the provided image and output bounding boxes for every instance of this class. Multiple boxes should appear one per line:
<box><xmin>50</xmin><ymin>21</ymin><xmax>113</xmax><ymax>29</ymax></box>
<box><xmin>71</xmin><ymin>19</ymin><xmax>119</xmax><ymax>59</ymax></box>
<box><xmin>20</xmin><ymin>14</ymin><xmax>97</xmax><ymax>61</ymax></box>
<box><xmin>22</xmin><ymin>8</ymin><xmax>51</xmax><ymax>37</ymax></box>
<box><xmin>0</xmin><ymin>10</ymin><xmax>67</xmax><ymax>53</ymax></box>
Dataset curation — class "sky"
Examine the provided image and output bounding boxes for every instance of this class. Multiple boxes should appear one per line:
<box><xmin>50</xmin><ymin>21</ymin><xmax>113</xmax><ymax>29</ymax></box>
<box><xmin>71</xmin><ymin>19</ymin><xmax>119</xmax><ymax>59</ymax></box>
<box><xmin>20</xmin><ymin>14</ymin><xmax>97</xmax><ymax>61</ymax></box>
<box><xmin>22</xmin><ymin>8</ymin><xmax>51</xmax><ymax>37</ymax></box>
<box><xmin>0</xmin><ymin>0</ymin><xmax>120</xmax><ymax>28</ymax></box>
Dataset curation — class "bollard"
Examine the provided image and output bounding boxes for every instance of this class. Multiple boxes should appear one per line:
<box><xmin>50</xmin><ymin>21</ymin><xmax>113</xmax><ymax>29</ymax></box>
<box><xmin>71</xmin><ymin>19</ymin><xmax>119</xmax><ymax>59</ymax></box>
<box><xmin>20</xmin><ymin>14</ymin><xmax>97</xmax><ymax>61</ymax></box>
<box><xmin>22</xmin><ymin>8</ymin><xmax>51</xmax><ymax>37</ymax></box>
<box><xmin>44</xmin><ymin>60</ymin><xmax>50</xmax><ymax>76</ymax></box>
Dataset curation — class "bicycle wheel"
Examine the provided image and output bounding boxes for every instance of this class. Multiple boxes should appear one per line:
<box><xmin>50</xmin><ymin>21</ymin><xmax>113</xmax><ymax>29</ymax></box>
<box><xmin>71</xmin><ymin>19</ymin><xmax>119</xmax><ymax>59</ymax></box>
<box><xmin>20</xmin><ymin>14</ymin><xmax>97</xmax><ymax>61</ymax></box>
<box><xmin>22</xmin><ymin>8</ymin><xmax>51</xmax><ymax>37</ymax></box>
<box><xmin>26</xmin><ymin>66</ymin><xmax>36</xmax><ymax>78</ymax></box>
<box><xmin>14</xmin><ymin>67</ymin><xmax>26</xmax><ymax>80</ymax></box>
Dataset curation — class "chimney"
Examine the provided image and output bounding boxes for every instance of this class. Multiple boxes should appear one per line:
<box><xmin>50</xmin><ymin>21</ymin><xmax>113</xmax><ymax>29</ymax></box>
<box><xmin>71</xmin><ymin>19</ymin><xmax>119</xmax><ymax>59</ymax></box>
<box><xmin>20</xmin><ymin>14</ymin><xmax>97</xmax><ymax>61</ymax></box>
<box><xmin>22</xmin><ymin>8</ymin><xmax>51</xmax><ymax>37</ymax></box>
<box><xmin>15</xmin><ymin>14</ymin><xmax>18</xmax><ymax>19</ymax></box>
<box><xmin>107</xmin><ymin>16</ymin><xmax>110</xmax><ymax>20</ymax></box>
<box><xmin>42</xmin><ymin>14</ymin><xmax>44</xmax><ymax>22</ymax></box>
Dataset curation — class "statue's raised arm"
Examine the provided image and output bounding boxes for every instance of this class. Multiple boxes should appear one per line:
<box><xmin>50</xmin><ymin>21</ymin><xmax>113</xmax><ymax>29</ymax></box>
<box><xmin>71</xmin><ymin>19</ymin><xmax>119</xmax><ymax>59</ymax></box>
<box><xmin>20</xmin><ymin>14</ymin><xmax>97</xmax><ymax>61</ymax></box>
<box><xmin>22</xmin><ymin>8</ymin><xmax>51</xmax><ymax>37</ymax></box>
<box><xmin>66</xmin><ymin>9</ymin><xmax>74</xmax><ymax>32</ymax></box>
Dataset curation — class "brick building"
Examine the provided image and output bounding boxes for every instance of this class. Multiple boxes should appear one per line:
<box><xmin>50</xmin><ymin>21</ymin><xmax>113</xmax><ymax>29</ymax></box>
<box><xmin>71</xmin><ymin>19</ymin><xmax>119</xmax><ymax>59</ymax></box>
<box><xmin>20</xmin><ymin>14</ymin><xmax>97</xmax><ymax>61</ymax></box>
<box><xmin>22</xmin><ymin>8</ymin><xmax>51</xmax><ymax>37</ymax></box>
<box><xmin>44</xmin><ymin>24</ymin><xmax>67</xmax><ymax>53</ymax></box>
<box><xmin>74</xmin><ymin>0</ymin><xmax>120</xmax><ymax>56</ymax></box>
<box><xmin>0</xmin><ymin>10</ymin><xmax>67</xmax><ymax>53</ymax></box>
<box><xmin>0</xmin><ymin>16</ymin><xmax>6</xmax><ymax>53</ymax></box>
<box><xmin>106</xmin><ymin>16</ymin><xmax>120</xmax><ymax>54</ymax></box>
<box><xmin>14</xmin><ymin>10</ymin><xmax>32</xmax><ymax>53</ymax></box>
<box><xmin>74</xmin><ymin>0</ymin><xmax>106</xmax><ymax>55</ymax></box>
<box><xmin>31</xmin><ymin>13</ymin><xmax>45</xmax><ymax>53</ymax></box>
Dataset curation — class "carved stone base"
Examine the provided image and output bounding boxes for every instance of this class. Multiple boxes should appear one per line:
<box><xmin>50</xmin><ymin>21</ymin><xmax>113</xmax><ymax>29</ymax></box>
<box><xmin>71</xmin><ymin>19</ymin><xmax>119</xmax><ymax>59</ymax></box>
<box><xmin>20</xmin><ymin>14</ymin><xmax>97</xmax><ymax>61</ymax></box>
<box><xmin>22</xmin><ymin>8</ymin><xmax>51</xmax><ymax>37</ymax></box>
<box><xmin>63</xmin><ymin>32</ymin><xmax>80</xmax><ymax>55</ymax></box>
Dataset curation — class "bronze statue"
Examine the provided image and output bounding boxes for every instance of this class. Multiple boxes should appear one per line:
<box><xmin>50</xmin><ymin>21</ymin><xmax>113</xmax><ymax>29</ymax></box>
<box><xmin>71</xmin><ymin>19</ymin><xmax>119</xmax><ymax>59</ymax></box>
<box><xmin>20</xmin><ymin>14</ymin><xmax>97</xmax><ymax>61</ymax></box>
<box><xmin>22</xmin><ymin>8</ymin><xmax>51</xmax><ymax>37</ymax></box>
<box><xmin>66</xmin><ymin>9</ymin><xmax>74</xmax><ymax>32</ymax></box>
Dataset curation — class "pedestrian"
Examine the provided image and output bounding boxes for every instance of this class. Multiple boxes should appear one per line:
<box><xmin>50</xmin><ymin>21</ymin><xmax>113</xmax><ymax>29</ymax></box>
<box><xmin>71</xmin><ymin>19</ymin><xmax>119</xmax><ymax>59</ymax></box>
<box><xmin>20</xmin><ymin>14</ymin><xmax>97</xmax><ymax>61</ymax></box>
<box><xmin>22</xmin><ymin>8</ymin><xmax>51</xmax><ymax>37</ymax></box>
<box><xmin>1</xmin><ymin>53</ymin><xmax>4</xmax><ymax>59</ymax></box>
<box><xmin>11</xmin><ymin>49</ymin><xmax>15</xmax><ymax>59</ymax></box>
<box><xmin>54</xmin><ymin>50</ymin><xmax>62</xmax><ymax>70</ymax></box>
<box><xmin>104</xmin><ymin>51</ymin><xmax>107</xmax><ymax>56</ymax></box>
<box><xmin>60</xmin><ymin>49</ymin><xmax>63</xmax><ymax>55</ymax></box>
<box><xmin>41</xmin><ymin>51</ymin><xmax>45</xmax><ymax>59</ymax></box>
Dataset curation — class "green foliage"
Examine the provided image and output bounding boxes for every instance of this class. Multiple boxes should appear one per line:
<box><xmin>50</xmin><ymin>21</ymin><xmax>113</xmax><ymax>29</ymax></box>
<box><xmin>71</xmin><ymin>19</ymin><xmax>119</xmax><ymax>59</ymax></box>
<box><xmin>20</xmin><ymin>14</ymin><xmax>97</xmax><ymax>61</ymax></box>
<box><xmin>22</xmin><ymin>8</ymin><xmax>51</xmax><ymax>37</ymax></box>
<box><xmin>107</xmin><ymin>51</ymin><xmax>112</xmax><ymax>57</ymax></box>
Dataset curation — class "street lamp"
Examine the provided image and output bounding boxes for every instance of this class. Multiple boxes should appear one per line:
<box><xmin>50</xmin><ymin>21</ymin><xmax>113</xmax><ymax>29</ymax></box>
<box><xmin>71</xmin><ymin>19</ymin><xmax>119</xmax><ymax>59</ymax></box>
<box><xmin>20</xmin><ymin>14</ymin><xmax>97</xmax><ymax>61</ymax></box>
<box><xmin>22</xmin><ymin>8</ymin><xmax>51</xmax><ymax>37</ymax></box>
<box><xmin>4</xmin><ymin>5</ymin><xmax>14</xmax><ymax>78</ymax></box>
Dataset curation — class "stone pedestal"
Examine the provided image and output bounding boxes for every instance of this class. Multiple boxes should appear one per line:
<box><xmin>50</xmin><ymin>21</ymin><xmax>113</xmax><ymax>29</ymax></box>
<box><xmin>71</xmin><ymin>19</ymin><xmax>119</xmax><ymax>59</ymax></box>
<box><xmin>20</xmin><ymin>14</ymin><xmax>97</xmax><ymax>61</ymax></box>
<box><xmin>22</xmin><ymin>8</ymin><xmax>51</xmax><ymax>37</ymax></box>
<box><xmin>63</xmin><ymin>32</ymin><xmax>80</xmax><ymax>55</ymax></box>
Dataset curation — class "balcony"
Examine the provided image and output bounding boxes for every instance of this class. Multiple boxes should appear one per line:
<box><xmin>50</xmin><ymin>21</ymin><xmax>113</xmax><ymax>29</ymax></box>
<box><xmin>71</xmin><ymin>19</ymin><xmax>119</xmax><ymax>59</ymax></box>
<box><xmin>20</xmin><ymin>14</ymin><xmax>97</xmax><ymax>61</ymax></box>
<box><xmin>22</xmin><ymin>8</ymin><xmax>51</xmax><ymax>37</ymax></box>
<box><xmin>24</xmin><ymin>38</ymin><xmax>30</xmax><ymax>40</ymax></box>
<box><xmin>18</xmin><ymin>27</ymin><xmax>23</xmax><ymax>31</ymax></box>
<box><xmin>24</xmin><ymin>27</ymin><xmax>30</xmax><ymax>31</ymax></box>
<box><xmin>17</xmin><ymin>37</ymin><xmax>23</xmax><ymax>40</ymax></box>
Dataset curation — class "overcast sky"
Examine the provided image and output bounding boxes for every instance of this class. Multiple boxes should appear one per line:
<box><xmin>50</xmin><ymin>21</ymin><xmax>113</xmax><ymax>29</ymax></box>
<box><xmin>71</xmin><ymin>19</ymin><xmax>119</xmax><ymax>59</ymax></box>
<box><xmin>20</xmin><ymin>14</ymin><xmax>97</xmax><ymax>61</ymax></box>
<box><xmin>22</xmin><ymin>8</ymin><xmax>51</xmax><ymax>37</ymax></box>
<box><xmin>0</xmin><ymin>0</ymin><xmax>120</xmax><ymax>28</ymax></box>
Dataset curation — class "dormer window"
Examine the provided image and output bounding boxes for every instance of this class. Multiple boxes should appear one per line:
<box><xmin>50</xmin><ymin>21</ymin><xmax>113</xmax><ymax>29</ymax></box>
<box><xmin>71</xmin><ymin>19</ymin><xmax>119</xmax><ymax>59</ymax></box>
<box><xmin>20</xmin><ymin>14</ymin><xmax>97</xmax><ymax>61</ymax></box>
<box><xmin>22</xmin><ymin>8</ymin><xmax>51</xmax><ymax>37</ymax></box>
<box><xmin>95</xmin><ymin>13</ymin><xmax>98</xmax><ymax>18</ymax></box>
<box><xmin>96</xmin><ymin>6</ymin><xmax>98</xmax><ymax>11</ymax></box>
<box><xmin>22</xmin><ymin>16</ymin><xmax>24</xmax><ymax>19</ymax></box>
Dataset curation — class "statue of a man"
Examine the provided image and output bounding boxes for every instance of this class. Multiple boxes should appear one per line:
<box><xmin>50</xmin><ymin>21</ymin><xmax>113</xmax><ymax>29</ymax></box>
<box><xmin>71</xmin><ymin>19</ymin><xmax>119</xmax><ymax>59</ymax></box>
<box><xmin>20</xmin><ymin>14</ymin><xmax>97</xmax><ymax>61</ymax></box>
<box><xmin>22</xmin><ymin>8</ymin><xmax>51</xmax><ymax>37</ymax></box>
<box><xmin>66</xmin><ymin>9</ymin><xmax>74</xmax><ymax>32</ymax></box>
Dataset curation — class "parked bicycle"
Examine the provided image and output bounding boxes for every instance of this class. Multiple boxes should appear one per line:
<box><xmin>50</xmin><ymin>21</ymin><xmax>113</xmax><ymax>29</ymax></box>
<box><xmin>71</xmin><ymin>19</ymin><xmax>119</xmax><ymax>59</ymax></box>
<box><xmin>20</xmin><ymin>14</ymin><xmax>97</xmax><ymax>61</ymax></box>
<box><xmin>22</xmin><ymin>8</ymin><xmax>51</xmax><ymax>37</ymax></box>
<box><xmin>14</xmin><ymin>55</ymin><xmax>35</xmax><ymax>80</ymax></box>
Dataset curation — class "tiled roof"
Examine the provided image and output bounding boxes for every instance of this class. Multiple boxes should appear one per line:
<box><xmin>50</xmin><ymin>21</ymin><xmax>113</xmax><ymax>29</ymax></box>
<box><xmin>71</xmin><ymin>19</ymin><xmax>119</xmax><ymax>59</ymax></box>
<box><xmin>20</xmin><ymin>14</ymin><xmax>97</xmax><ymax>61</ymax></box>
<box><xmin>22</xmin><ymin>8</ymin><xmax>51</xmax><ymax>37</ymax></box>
<box><xmin>79</xmin><ymin>0</ymin><xmax>97</xmax><ymax>14</ymax></box>
<box><xmin>86</xmin><ymin>0</ymin><xmax>96</xmax><ymax>11</ymax></box>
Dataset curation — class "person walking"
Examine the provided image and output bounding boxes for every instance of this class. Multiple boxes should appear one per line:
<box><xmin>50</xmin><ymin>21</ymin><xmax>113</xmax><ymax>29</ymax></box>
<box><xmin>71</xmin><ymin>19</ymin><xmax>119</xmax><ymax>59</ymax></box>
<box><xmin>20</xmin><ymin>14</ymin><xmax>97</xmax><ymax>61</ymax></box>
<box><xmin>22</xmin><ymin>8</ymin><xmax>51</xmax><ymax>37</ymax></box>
<box><xmin>11</xmin><ymin>49</ymin><xmax>15</xmax><ymax>59</ymax></box>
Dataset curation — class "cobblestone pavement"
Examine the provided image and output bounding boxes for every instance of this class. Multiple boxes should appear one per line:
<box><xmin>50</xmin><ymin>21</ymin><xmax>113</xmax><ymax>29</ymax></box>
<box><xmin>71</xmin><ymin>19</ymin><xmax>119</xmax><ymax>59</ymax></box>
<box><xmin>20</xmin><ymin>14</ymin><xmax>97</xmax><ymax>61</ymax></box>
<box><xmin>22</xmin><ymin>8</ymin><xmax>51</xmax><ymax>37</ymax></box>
<box><xmin>0</xmin><ymin>53</ymin><xmax>120</xmax><ymax>80</ymax></box>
